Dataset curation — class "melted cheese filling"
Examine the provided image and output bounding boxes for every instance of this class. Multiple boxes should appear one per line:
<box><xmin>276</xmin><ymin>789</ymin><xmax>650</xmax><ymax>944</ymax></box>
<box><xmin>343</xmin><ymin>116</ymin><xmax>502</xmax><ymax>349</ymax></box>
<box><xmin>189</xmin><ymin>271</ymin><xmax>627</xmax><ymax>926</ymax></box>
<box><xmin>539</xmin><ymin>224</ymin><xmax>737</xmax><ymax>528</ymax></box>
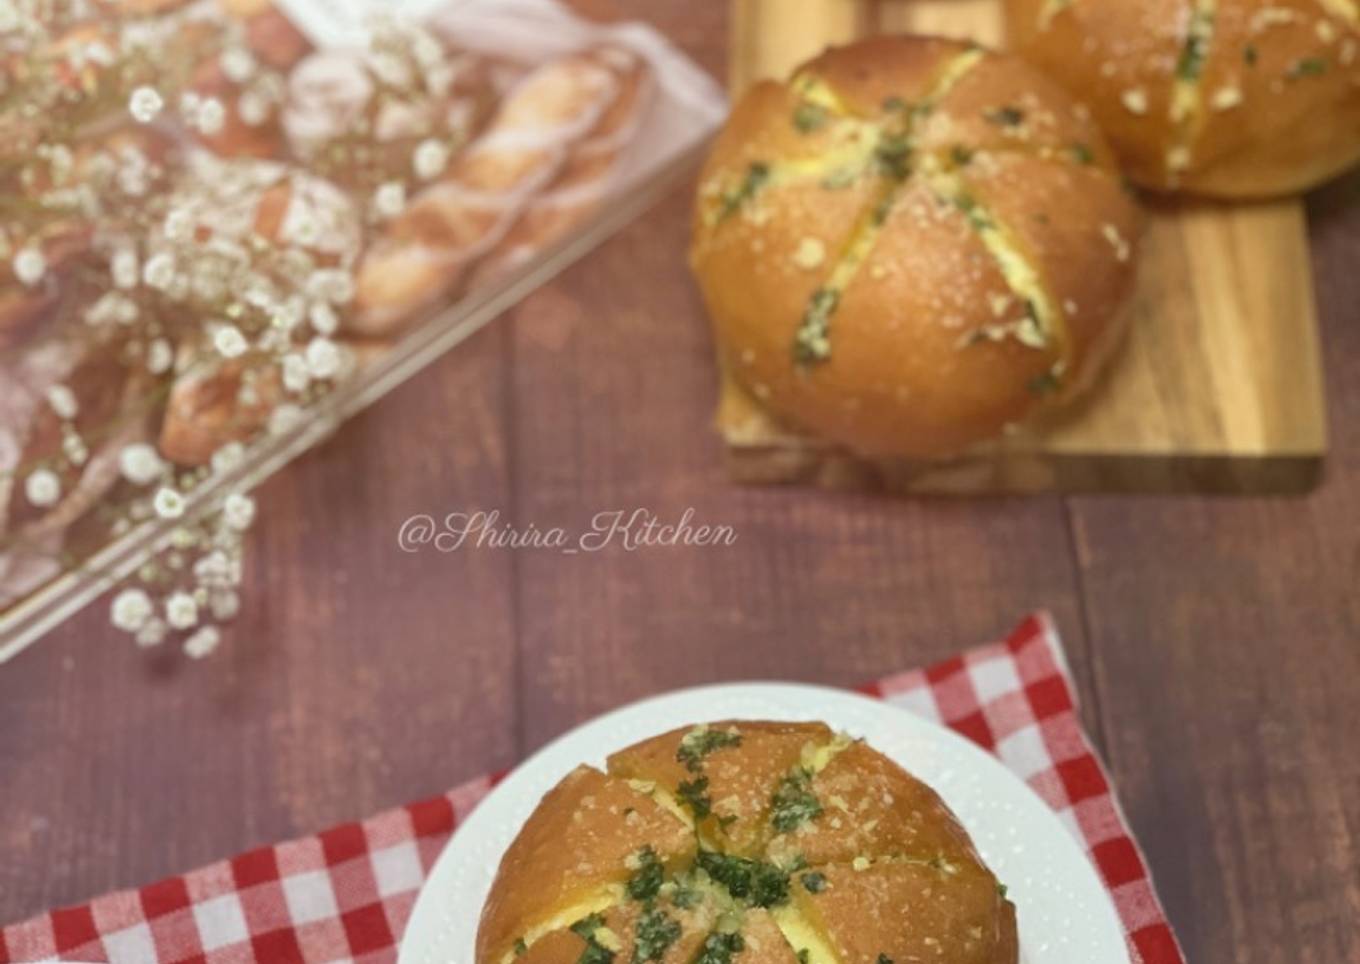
<box><xmin>502</xmin><ymin>884</ymin><xmax>625</xmax><ymax>964</ymax></box>
<box><xmin>772</xmin><ymin>905</ymin><xmax>843</xmax><ymax>964</ymax></box>
<box><xmin>792</xmin><ymin>72</ymin><xmax>858</xmax><ymax>117</ymax></box>
<box><xmin>919</xmin><ymin>165</ymin><xmax>1065</xmax><ymax>358</ymax></box>
<box><xmin>801</xmin><ymin>732</ymin><xmax>853</xmax><ymax>773</ymax></box>
<box><xmin>1168</xmin><ymin>0</ymin><xmax>1217</xmax><ymax>171</ymax></box>
<box><xmin>1318</xmin><ymin>0</ymin><xmax>1359</xmax><ymax>23</ymax></box>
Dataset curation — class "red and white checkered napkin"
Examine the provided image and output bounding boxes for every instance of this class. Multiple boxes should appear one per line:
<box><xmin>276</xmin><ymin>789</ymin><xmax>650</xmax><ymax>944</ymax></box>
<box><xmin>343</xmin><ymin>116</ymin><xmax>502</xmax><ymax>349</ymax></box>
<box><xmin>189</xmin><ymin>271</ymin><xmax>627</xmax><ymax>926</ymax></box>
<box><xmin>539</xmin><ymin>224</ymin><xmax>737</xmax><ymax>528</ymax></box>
<box><xmin>1</xmin><ymin>613</ymin><xmax>1185</xmax><ymax>964</ymax></box>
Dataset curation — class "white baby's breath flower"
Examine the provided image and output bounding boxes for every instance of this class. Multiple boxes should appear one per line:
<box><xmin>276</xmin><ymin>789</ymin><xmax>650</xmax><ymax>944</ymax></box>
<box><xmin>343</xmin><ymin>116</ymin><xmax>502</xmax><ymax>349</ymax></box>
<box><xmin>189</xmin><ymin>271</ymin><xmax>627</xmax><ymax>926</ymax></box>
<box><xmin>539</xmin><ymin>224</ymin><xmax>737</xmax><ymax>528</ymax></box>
<box><xmin>46</xmin><ymin>385</ymin><xmax>78</xmax><ymax>420</ymax></box>
<box><xmin>146</xmin><ymin>338</ymin><xmax>173</xmax><ymax>375</ymax></box>
<box><xmin>84</xmin><ymin>291</ymin><xmax>138</xmax><ymax>326</ymax></box>
<box><xmin>304</xmin><ymin>338</ymin><xmax>341</xmax><ymax>379</ymax></box>
<box><xmin>220</xmin><ymin>46</ymin><xmax>256</xmax><ymax>83</ymax></box>
<box><xmin>412</xmin><ymin>29</ymin><xmax>443</xmax><ymax>69</ymax></box>
<box><xmin>368</xmin><ymin>50</ymin><xmax>410</xmax><ymax>87</ymax></box>
<box><xmin>213</xmin><ymin>324</ymin><xmax>248</xmax><ymax>359</ymax></box>
<box><xmin>237</xmin><ymin>89</ymin><xmax>271</xmax><ymax>127</ymax></box>
<box><xmin>285</xmin><ymin>207</ymin><xmax>321</xmax><ymax>247</ymax></box>
<box><xmin>153</xmin><ymin>486</ymin><xmax>186</xmax><ymax>520</ymax></box>
<box><xmin>111</xmin><ymin>247</ymin><xmax>139</xmax><ymax>289</ymax></box>
<box><xmin>112</xmin><ymin>588</ymin><xmax>154</xmax><ymax>632</ymax></box>
<box><xmin>194</xmin><ymin>550</ymin><xmax>231</xmax><ymax>588</ymax></box>
<box><xmin>24</xmin><ymin>468</ymin><xmax>61</xmax><ymax>507</ymax></box>
<box><xmin>128</xmin><ymin>85</ymin><xmax>164</xmax><ymax>123</ymax></box>
<box><xmin>12</xmin><ymin>247</ymin><xmax>45</xmax><ymax>287</ymax></box>
<box><xmin>163</xmin><ymin>208</ymin><xmax>193</xmax><ymax>242</ymax></box>
<box><xmin>135</xmin><ymin>617</ymin><xmax>168</xmax><ymax>647</ymax></box>
<box><xmin>281</xmin><ymin>352</ymin><xmax>310</xmax><ymax>393</ymax></box>
<box><xmin>164</xmin><ymin>591</ymin><xmax>199</xmax><ymax>630</ymax></box>
<box><xmin>373</xmin><ymin>181</ymin><xmax>406</xmax><ymax>219</ymax></box>
<box><xmin>268</xmin><ymin>403</ymin><xmax>303</xmax><ymax>435</ymax></box>
<box><xmin>209</xmin><ymin>589</ymin><xmax>240</xmax><ymax>621</ymax></box>
<box><xmin>119</xmin><ymin>443</ymin><xmax>164</xmax><ymax>486</ymax></box>
<box><xmin>412</xmin><ymin>138</ymin><xmax>449</xmax><ymax>180</ymax></box>
<box><xmin>84</xmin><ymin>41</ymin><xmax>115</xmax><ymax>67</ymax></box>
<box><xmin>210</xmin><ymin>442</ymin><xmax>246</xmax><ymax>475</ymax></box>
<box><xmin>307</xmin><ymin>268</ymin><xmax>355</xmax><ymax>305</ymax></box>
<box><xmin>142</xmin><ymin>251</ymin><xmax>176</xmax><ymax>290</ymax></box>
<box><xmin>271</xmin><ymin>295</ymin><xmax>305</xmax><ymax>331</ymax></box>
<box><xmin>222</xmin><ymin>493</ymin><xmax>256</xmax><ymax>531</ymax></box>
<box><xmin>183</xmin><ymin>626</ymin><xmax>221</xmax><ymax>659</ymax></box>
<box><xmin>308</xmin><ymin>301</ymin><xmax>338</xmax><ymax>335</ymax></box>
<box><xmin>63</xmin><ymin>433</ymin><xmax>89</xmax><ymax>466</ymax></box>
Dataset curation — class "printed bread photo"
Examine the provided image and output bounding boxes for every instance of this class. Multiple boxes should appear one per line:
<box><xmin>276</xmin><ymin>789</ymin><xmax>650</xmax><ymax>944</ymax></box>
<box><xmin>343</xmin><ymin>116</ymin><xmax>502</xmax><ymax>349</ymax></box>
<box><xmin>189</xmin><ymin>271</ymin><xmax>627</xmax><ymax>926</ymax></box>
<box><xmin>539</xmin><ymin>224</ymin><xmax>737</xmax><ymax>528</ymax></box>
<box><xmin>1007</xmin><ymin>0</ymin><xmax>1360</xmax><ymax>197</ymax></box>
<box><xmin>690</xmin><ymin>36</ymin><xmax>1143</xmax><ymax>459</ymax></box>
<box><xmin>477</xmin><ymin>721</ymin><xmax>1018</xmax><ymax>964</ymax></box>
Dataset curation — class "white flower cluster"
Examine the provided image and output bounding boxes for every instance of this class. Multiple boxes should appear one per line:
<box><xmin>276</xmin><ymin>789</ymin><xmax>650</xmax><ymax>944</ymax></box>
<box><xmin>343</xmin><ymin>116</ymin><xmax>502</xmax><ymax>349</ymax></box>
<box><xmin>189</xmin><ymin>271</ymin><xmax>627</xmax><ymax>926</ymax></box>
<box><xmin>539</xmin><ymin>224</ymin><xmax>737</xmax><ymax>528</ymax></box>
<box><xmin>106</xmin><ymin>480</ymin><xmax>256</xmax><ymax>658</ymax></box>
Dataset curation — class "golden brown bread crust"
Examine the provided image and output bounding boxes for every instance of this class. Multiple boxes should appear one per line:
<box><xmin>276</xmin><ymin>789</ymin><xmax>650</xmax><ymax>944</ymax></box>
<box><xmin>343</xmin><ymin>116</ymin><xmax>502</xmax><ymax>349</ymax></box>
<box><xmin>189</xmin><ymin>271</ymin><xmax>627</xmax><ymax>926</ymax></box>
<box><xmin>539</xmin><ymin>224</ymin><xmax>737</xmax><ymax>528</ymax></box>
<box><xmin>477</xmin><ymin>721</ymin><xmax>1018</xmax><ymax>964</ymax></box>
<box><xmin>1007</xmin><ymin>0</ymin><xmax>1360</xmax><ymax>197</ymax></box>
<box><xmin>689</xmin><ymin>36</ymin><xmax>1142</xmax><ymax>459</ymax></box>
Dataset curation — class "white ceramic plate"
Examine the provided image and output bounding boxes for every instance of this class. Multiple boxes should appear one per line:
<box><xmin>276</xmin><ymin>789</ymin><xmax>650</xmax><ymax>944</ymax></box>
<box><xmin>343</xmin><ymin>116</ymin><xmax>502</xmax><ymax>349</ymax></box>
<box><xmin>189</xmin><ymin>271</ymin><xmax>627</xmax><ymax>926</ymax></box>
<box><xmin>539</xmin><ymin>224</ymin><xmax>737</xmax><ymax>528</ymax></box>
<box><xmin>398</xmin><ymin>683</ymin><xmax>1128</xmax><ymax>964</ymax></box>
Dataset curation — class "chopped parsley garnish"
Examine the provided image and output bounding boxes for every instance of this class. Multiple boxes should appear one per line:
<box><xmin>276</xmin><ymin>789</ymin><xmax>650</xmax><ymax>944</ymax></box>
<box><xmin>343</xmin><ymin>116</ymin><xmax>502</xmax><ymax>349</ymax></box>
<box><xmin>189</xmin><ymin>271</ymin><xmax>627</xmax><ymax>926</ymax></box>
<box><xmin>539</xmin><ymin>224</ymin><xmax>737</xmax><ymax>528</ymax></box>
<box><xmin>672</xmin><ymin>886</ymin><xmax>702</xmax><ymax>909</ymax></box>
<box><xmin>874</xmin><ymin>133</ymin><xmax>912</xmax><ymax>180</ymax></box>
<box><xmin>571</xmin><ymin>915</ymin><xmax>606</xmax><ymax>940</ymax></box>
<box><xmin>871</xmin><ymin>193</ymin><xmax>896</xmax><ymax>226</ymax></box>
<box><xmin>717</xmin><ymin>162</ymin><xmax>771</xmax><ymax>222</ymax></box>
<box><xmin>1071</xmin><ymin>142</ymin><xmax>1094</xmax><ymax>165</ymax></box>
<box><xmin>878</xmin><ymin>956</ymin><xmax>896</xmax><ymax>964</ymax></box>
<box><xmin>951</xmin><ymin>192</ymin><xmax>994</xmax><ymax>232</ymax></box>
<box><xmin>1175</xmin><ymin>11</ymin><xmax>1213</xmax><ymax>81</ymax></box>
<box><xmin>718</xmin><ymin>813</ymin><xmax>739</xmax><ymax>833</ymax></box>
<box><xmin>882</xmin><ymin>95</ymin><xmax>908</xmax><ymax>112</ymax></box>
<box><xmin>1027</xmin><ymin>370</ymin><xmax>1062</xmax><ymax>397</ymax></box>
<box><xmin>627</xmin><ymin>846</ymin><xmax>665</xmax><ymax>903</ymax></box>
<box><xmin>514</xmin><ymin>937</ymin><xmax>528</xmax><ymax>956</ymax></box>
<box><xmin>770</xmin><ymin>768</ymin><xmax>823</xmax><ymax>833</ymax></box>
<box><xmin>984</xmin><ymin>105</ymin><xmax>1025</xmax><ymax>127</ymax></box>
<box><xmin>570</xmin><ymin>914</ymin><xmax>615</xmax><ymax>964</ymax></box>
<box><xmin>632</xmin><ymin>908</ymin><xmax>682</xmax><ymax>963</ymax></box>
<box><xmin>793</xmin><ymin>287</ymin><xmax>839</xmax><ymax>364</ymax></box>
<box><xmin>1244</xmin><ymin>44</ymin><xmax>1258</xmax><ymax>66</ymax></box>
<box><xmin>677</xmin><ymin>727</ymin><xmax>743</xmax><ymax>773</ymax></box>
<box><xmin>1288</xmin><ymin>57</ymin><xmax>1328</xmax><ymax>79</ymax></box>
<box><xmin>793</xmin><ymin>103</ymin><xmax>829</xmax><ymax>132</ymax></box>
<box><xmin>801</xmin><ymin>871</ymin><xmax>827</xmax><ymax>893</ymax></box>
<box><xmin>696</xmin><ymin>851</ymin><xmax>791</xmax><ymax>908</ymax></box>
<box><xmin>677</xmin><ymin>777</ymin><xmax>713</xmax><ymax>820</ymax></box>
<box><xmin>951</xmin><ymin>144</ymin><xmax>975</xmax><ymax>167</ymax></box>
<box><xmin>997</xmin><ymin>882</ymin><xmax>1010</xmax><ymax>898</ymax></box>
<box><xmin>797</xmin><ymin>951</ymin><xmax>811</xmax><ymax>964</ymax></box>
<box><xmin>693</xmin><ymin>931</ymin><xmax>746</xmax><ymax>964</ymax></box>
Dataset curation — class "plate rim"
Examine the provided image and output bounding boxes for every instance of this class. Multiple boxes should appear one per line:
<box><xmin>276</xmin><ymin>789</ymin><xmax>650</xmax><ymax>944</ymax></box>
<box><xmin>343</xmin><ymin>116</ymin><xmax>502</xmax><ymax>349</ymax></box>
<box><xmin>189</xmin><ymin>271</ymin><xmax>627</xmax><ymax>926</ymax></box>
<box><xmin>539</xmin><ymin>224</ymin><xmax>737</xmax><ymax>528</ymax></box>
<box><xmin>398</xmin><ymin>680</ymin><xmax>1128</xmax><ymax>963</ymax></box>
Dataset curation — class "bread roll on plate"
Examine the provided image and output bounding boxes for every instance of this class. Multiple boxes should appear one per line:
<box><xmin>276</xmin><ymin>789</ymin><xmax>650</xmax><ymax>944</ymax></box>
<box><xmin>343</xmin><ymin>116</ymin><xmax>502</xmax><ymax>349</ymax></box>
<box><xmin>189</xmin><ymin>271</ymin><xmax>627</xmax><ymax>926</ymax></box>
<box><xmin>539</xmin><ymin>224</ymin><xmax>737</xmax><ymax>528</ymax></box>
<box><xmin>690</xmin><ymin>36</ymin><xmax>1142</xmax><ymax>459</ymax></box>
<box><xmin>1007</xmin><ymin>0</ymin><xmax>1360</xmax><ymax>197</ymax></box>
<box><xmin>477</xmin><ymin>720</ymin><xmax>1017</xmax><ymax>964</ymax></box>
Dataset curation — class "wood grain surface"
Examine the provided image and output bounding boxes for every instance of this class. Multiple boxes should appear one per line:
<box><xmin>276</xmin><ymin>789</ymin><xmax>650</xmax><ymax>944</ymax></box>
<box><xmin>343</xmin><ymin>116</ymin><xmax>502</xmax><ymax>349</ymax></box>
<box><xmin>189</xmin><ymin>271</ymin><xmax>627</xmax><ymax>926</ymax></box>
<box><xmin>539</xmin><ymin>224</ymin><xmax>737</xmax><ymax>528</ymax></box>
<box><xmin>721</xmin><ymin>0</ymin><xmax>1329</xmax><ymax>495</ymax></box>
<box><xmin>1</xmin><ymin>4</ymin><xmax>1358</xmax><ymax>963</ymax></box>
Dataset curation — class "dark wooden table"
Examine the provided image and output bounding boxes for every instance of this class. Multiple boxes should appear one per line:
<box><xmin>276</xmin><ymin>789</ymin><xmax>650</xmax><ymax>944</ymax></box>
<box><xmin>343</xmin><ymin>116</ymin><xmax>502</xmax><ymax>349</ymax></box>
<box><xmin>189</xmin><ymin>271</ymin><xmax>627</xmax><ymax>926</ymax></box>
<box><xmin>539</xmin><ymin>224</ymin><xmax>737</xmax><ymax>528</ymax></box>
<box><xmin>2</xmin><ymin>5</ymin><xmax>1358</xmax><ymax>962</ymax></box>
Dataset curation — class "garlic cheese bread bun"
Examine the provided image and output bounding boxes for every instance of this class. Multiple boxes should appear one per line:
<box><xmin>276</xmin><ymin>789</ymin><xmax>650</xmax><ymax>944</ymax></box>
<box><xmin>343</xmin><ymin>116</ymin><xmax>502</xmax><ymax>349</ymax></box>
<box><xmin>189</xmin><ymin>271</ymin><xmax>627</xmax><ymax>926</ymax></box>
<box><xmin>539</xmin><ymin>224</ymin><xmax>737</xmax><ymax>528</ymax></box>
<box><xmin>476</xmin><ymin>721</ymin><xmax>1018</xmax><ymax>964</ymax></box>
<box><xmin>1007</xmin><ymin>0</ymin><xmax>1360</xmax><ymax>197</ymax></box>
<box><xmin>689</xmin><ymin>36</ymin><xmax>1142</xmax><ymax>459</ymax></box>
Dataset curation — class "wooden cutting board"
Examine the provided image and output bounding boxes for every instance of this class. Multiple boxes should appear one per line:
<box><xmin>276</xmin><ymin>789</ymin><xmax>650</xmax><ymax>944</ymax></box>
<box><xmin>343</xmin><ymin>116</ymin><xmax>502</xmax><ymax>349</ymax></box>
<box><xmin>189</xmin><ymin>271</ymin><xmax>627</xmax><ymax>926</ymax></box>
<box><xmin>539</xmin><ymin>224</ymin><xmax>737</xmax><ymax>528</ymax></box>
<box><xmin>719</xmin><ymin>0</ymin><xmax>1328</xmax><ymax>494</ymax></box>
